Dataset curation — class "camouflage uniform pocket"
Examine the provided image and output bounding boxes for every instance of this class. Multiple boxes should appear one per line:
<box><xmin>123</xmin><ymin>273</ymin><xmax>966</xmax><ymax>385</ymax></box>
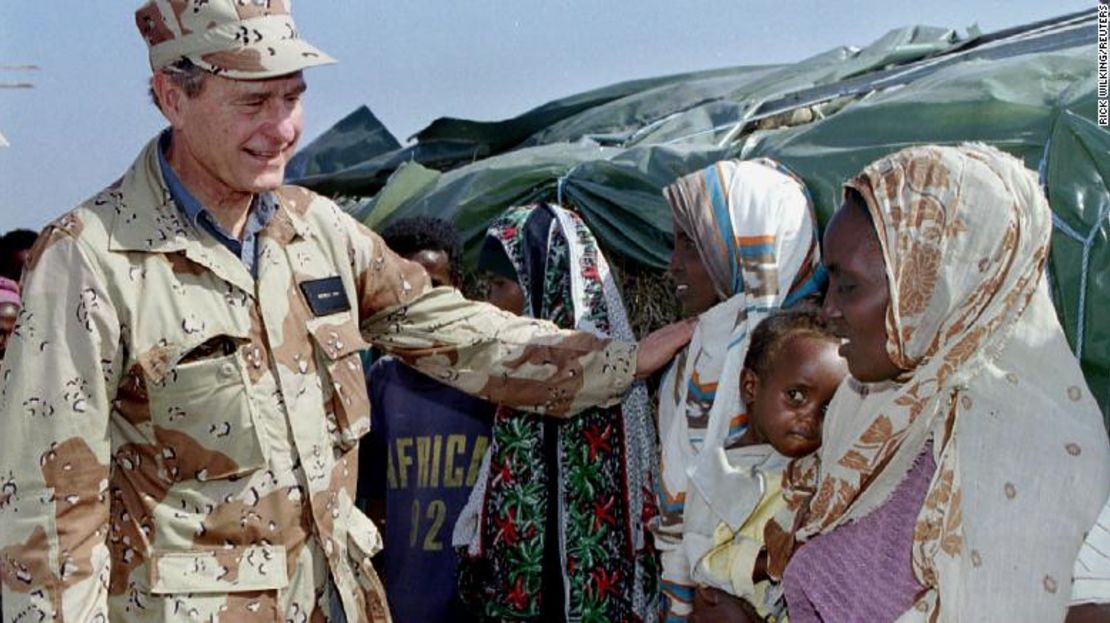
<box><xmin>150</xmin><ymin>545</ymin><xmax>288</xmax><ymax>622</ymax></box>
<box><xmin>150</xmin><ymin>544</ymin><xmax>289</xmax><ymax>594</ymax></box>
<box><xmin>147</xmin><ymin>351</ymin><xmax>268</xmax><ymax>481</ymax></box>
<box><xmin>307</xmin><ymin>320</ymin><xmax>371</xmax><ymax>452</ymax></box>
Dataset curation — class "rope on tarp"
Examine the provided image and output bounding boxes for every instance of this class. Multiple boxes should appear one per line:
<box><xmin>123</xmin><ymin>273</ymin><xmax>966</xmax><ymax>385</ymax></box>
<box><xmin>1041</xmin><ymin>134</ymin><xmax>1109</xmax><ymax>362</ymax></box>
<box><xmin>623</xmin><ymin>111</ymin><xmax>684</xmax><ymax>146</ymax></box>
<box><xmin>1051</xmin><ymin>204</ymin><xmax>1109</xmax><ymax>360</ymax></box>
<box><xmin>716</xmin><ymin>97</ymin><xmax>767</xmax><ymax>149</ymax></box>
<box><xmin>556</xmin><ymin>163</ymin><xmax>584</xmax><ymax>207</ymax></box>
<box><xmin>661</xmin><ymin>122</ymin><xmax>738</xmax><ymax>145</ymax></box>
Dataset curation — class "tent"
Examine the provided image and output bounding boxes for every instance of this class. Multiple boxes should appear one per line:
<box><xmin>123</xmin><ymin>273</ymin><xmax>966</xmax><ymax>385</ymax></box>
<box><xmin>289</xmin><ymin>9</ymin><xmax>1110</xmax><ymax>420</ymax></box>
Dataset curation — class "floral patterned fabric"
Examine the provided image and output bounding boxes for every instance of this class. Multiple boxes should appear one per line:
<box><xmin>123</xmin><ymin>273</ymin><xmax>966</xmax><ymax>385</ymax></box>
<box><xmin>766</xmin><ymin>144</ymin><xmax>1110</xmax><ymax>621</ymax></box>
<box><xmin>458</xmin><ymin>203</ymin><xmax>658</xmax><ymax>622</ymax></box>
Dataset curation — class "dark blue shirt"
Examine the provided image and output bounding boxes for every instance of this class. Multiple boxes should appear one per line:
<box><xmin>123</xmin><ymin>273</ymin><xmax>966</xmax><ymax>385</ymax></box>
<box><xmin>360</xmin><ymin>357</ymin><xmax>493</xmax><ymax>623</ymax></box>
<box><xmin>156</xmin><ymin>131</ymin><xmax>277</xmax><ymax>278</ymax></box>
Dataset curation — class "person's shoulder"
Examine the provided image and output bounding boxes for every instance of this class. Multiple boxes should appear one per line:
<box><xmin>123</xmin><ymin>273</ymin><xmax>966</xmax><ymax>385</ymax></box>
<box><xmin>370</xmin><ymin>356</ymin><xmax>468</xmax><ymax>397</ymax></box>
<box><xmin>274</xmin><ymin>184</ymin><xmax>381</xmax><ymax>246</ymax></box>
<box><xmin>366</xmin><ymin>356</ymin><xmax>413</xmax><ymax>407</ymax></box>
<box><xmin>274</xmin><ymin>184</ymin><xmax>354</xmax><ymax>227</ymax></box>
<box><xmin>32</xmin><ymin>177</ymin><xmax>126</xmax><ymax>256</ymax></box>
<box><xmin>368</xmin><ymin>353</ymin><xmax>393</xmax><ymax>371</ymax></box>
<box><xmin>16</xmin><ymin>177</ymin><xmax>131</xmax><ymax>283</ymax></box>
<box><xmin>39</xmin><ymin>133</ymin><xmax>166</xmax><ymax>256</ymax></box>
<box><xmin>368</xmin><ymin>355</ymin><xmax>405</xmax><ymax>383</ymax></box>
<box><xmin>272</xmin><ymin>184</ymin><xmax>329</xmax><ymax>214</ymax></box>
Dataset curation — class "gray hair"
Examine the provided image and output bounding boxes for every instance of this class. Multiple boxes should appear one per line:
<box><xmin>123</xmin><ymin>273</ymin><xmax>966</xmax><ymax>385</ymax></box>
<box><xmin>148</xmin><ymin>58</ymin><xmax>209</xmax><ymax>111</ymax></box>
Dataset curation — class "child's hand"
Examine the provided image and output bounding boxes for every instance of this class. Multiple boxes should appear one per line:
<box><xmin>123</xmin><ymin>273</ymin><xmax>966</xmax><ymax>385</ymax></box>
<box><xmin>690</xmin><ymin>585</ymin><xmax>764</xmax><ymax>623</ymax></box>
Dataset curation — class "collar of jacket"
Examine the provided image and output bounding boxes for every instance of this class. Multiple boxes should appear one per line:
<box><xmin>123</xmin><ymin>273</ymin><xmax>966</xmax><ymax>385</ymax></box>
<box><xmin>104</xmin><ymin>135</ymin><xmax>312</xmax><ymax>294</ymax></box>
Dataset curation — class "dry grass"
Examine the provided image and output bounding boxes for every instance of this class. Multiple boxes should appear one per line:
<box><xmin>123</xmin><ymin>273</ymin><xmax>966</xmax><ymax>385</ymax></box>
<box><xmin>461</xmin><ymin>258</ymin><xmax>680</xmax><ymax>339</ymax></box>
<box><xmin>607</xmin><ymin>258</ymin><xmax>682</xmax><ymax>338</ymax></box>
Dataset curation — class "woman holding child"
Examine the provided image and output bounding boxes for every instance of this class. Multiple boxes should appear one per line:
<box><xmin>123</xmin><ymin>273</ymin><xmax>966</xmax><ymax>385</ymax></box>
<box><xmin>657</xmin><ymin>159</ymin><xmax>825</xmax><ymax>620</ymax></box>
<box><xmin>765</xmin><ymin>144</ymin><xmax>1110</xmax><ymax>621</ymax></box>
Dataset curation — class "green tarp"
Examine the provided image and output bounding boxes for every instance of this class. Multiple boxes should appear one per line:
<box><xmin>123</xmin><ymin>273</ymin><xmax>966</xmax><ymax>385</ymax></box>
<box><xmin>286</xmin><ymin>106</ymin><xmax>400</xmax><ymax>179</ymax></box>
<box><xmin>289</xmin><ymin>10</ymin><xmax>1110</xmax><ymax>417</ymax></box>
<box><xmin>374</xmin><ymin>142</ymin><xmax>730</xmax><ymax>268</ymax></box>
<box><xmin>742</xmin><ymin>41</ymin><xmax>1108</xmax><ymax>413</ymax></box>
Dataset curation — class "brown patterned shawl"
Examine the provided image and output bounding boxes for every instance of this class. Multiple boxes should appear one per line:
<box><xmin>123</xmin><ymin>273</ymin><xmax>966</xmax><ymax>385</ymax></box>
<box><xmin>767</xmin><ymin>144</ymin><xmax>1110</xmax><ymax>621</ymax></box>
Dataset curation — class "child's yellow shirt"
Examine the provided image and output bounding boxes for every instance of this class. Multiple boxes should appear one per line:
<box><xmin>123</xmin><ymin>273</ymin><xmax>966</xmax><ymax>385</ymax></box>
<box><xmin>694</xmin><ymin>445</ymin><xmax>788</xmax><ymax>621</ymax></box>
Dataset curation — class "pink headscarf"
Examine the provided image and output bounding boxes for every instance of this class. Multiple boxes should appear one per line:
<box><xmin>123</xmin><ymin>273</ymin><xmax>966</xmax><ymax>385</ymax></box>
<box><xmin>0</xmin><ymin>276</ymin><xmax>20</xmax><ymax>310</ymax></box>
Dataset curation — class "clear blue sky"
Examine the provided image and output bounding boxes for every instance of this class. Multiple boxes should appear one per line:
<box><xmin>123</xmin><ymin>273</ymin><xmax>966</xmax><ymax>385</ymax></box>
<box><xmin>0</xmin><ymin>0</ymin><xmax>1091</xmax><ymax>232</ymax></box>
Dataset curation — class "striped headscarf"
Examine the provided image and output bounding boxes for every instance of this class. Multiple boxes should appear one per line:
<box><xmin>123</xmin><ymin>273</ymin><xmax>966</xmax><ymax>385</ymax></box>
<box><xmin>655</xmin><ymin>159</ymin><xmax>823</xmax><ymax>619</ymax></box>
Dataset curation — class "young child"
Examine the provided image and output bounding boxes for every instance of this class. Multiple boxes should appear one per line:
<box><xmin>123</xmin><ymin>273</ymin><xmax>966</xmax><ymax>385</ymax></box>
<box><xmin>691</xmin><ymin>308</ymin><xmax>848</xmax><ymax>622</ymax></box>
<box><xmin>357</xmin><ymin>216</ymin><xmax>495</xmax><ymax>623</ymax></box>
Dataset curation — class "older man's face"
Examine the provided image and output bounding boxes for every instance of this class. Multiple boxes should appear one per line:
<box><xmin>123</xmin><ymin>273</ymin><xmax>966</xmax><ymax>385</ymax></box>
<box><xmin>164</xmin><ymin>71</ymin><xmax>306</xmax><ymax>197</ymax></box>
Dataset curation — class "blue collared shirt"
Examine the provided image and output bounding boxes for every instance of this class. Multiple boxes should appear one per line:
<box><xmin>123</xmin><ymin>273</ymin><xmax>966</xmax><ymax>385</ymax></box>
<box><xmin>156</xmin><ymin>131</ymin><xmax>277</xmax><ymax>279</ymax></box>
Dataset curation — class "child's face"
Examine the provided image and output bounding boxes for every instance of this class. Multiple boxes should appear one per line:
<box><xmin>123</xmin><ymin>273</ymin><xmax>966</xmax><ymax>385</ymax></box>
<box><xmin>483</xmin><ymin>272</ymin><xmax>526</xmax><ymax>316</ymax></box>
<box><xmin>741</xmin><ymin>335</ymin><xmax>849</xmax><ymax>458</ymax></box>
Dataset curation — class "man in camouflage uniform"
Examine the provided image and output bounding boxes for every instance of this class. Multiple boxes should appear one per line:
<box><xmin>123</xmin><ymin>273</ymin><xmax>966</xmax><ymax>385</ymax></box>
<box><xmin>0</xmin><ymin>2</ymin><xmax>691</xmax><ymax>621</ymax></box>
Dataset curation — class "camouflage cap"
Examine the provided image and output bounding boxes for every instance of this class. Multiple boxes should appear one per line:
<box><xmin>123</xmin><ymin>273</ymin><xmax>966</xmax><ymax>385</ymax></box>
<box><xmin>135</xmin><ymin>0</ymin><xmax>335</xmax><ymax>80</ymax></box>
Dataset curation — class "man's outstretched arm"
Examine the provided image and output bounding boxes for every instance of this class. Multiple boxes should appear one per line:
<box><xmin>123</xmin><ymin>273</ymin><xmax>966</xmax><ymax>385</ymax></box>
<box><xmin>340</xmin><ymin>208</ymin><xmax>692</xmax><ymax>417</ymax></box>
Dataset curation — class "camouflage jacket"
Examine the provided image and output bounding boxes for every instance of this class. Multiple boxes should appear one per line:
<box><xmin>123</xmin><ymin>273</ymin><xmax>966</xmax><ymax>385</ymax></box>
<box><xmin>0</xmin><ymin>137</ymin><xmax>637</xmax><ymax>622</ymax></box>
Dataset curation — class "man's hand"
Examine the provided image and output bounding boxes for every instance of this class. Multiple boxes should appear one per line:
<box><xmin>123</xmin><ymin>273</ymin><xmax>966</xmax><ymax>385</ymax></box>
<box><xmin>690</xmin><ymin>585</ymin><xmax>764</xmax><ymax>623</ymax></box>
<box><xmin>634</xmin><ymin>318</ymin><xmax>696</xmax><ymax>380</ymax></box>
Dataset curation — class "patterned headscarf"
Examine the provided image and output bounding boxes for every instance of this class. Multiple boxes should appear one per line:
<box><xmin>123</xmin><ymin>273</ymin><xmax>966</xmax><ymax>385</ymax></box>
<box><xmin>655</xmin><ymin>159</ymin><xmax>823</xmax><ymax>618</ymax></box>
<box><xmin>766</xmin><ymin>144</ymin><xmax>1110</xmax><ymax>621</ymax></box>
<box><xmin>459</xmin><ymin>203</ymin><xmax>658</xmax><ymax>621</ymax></box>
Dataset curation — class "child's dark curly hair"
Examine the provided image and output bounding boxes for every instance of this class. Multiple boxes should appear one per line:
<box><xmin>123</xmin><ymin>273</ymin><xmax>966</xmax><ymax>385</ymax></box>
<box><xmin>0</xmin><ymin>228</ymin><xmax>37</xmax><ymax>280</ymax></box>
<box><xmin>379</xmin><ymin>216</ymin><xmax>464</xmax><ymax>286</ymax></box>
<box><xmin>743</xmin><ymin>306</ymin><xmax>839</xmax><ymax>379</ymax></box>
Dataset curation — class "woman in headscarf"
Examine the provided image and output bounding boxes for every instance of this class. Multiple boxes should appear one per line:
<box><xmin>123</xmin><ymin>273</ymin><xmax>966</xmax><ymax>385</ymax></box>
<box><xmin>766</xmin><ymin>143</ymin><xmax>1110</xmax><ymax>621</ymax></box>
<box><xmin>456</xmin><ymin>202</ymin><xmax>659</xmax><ymax>622</ymax></box>
<box><xmin>0</xmin><ymin>276</ymin><xmax>21</xmax><ymax>360</ymax></box>
<box><xmin>656</xmin><ymin>159</ymin><xmax>824</xmax><ymax>619</ymax></box>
